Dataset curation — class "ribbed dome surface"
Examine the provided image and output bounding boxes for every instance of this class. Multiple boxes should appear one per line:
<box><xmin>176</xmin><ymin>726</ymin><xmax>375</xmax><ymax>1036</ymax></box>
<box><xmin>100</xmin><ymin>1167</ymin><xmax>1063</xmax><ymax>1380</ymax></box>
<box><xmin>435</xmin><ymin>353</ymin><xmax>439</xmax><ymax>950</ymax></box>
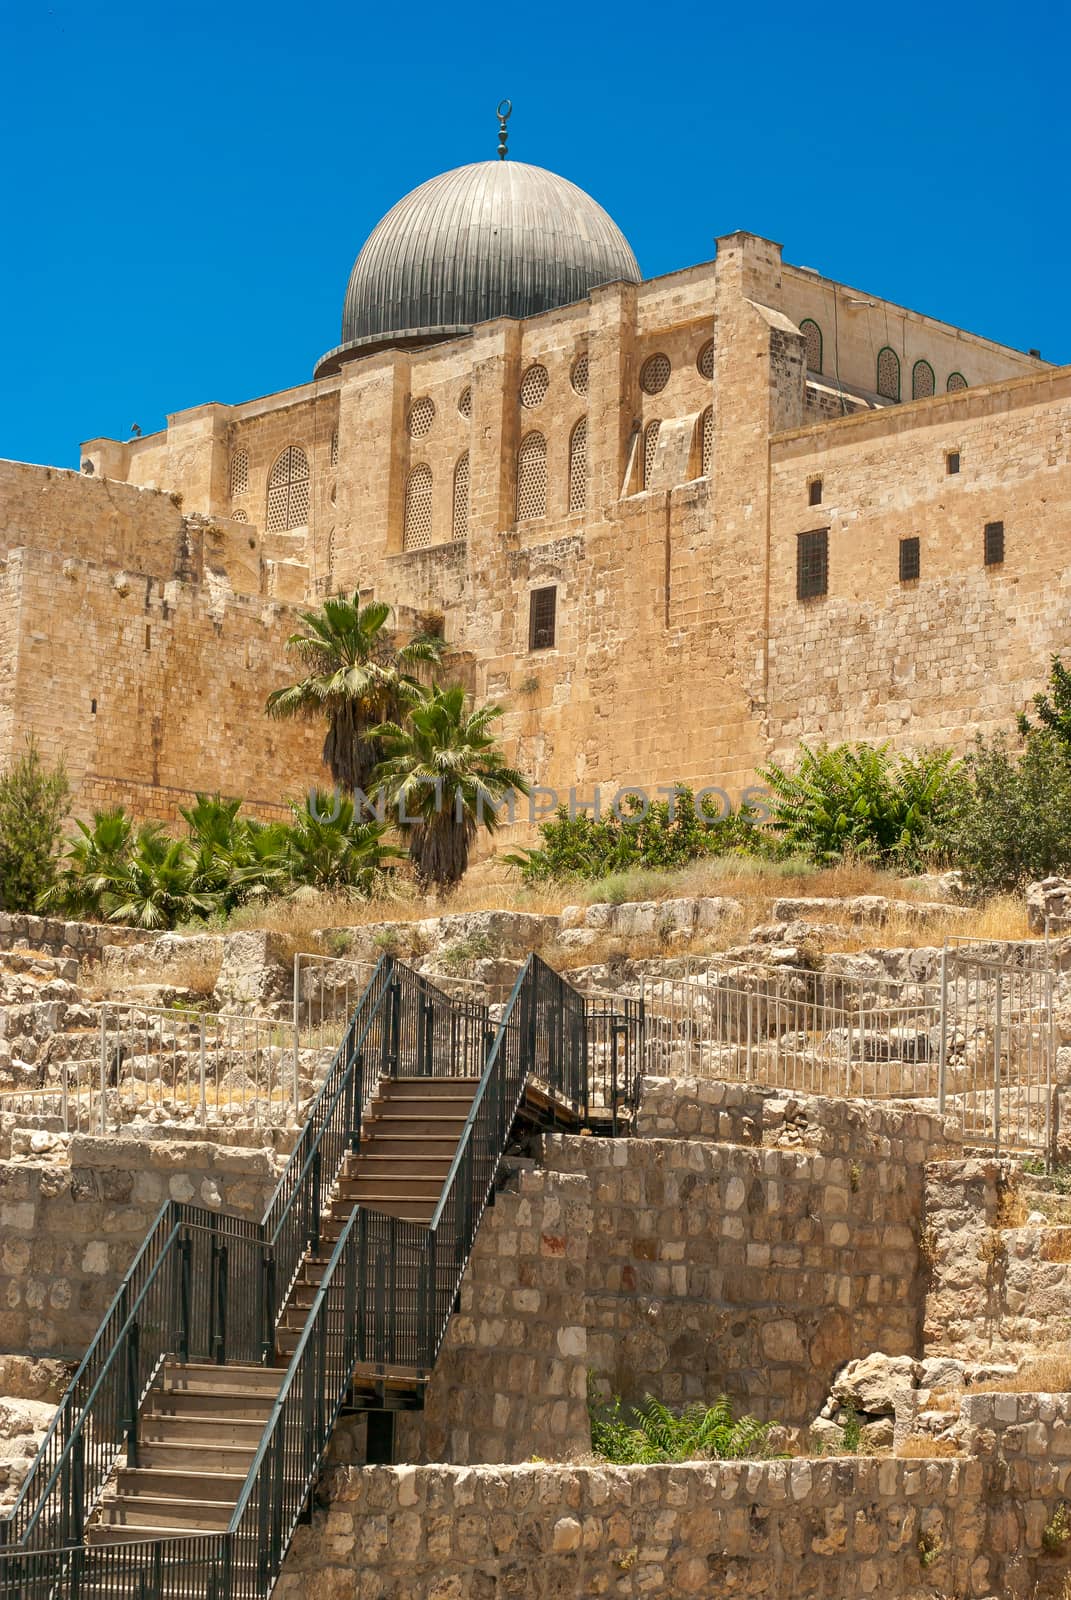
<box><xmin>315</xmin><ymin>161</ymin><xmax>640</xmax><ymax>375</ymax></box>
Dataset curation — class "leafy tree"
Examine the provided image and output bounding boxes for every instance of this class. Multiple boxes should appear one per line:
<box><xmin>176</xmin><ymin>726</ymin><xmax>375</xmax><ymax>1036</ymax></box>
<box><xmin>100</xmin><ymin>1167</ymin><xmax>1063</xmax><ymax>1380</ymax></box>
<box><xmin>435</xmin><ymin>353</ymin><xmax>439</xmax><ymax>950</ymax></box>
<box><xmin>372</xmin><ymin>685</ymin><xmax>529</xmax><ymax>891</ymax></box>
<box><xmin>939</xmin><ymin>732</ymin><xmax>1071</xmax><ymax>895</ymax></box>
<box><xmin>589</xmin><ymin>1391</ymin><xmax>780</xmax><ymax>1464</ymax></box>
<box><xmin>0</xmin><ymin>740</ymin><xmax>70</xmax><ymax>913</ymax></box>
<box><xmin>759</xmin><ymin>742</ymin><xmax>958</xmax><ymax>868</ymax></box>
<box><xmin>265</xmin><ymin>594</ymin><xmax>443</xmax><ymax>793</ymax></box>
<box><xmin>1019</xmin><ymin>654</ymin><xmax>1071</xmax><ymax>746</ymax></box>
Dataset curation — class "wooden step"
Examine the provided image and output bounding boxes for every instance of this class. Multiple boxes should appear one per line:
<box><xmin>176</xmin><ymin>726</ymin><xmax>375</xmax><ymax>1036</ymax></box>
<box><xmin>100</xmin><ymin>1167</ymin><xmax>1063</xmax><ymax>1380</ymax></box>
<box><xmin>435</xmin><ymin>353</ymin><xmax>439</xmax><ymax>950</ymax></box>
<box><xmin>379</xmin><ymin>1077</ymin><xmax>480</xmax><ymax>1098</ymax></box>
<box><xmin>114</xmin><ymin>1466</ymin><xmax>246</xmax><ymax>1503</ymax></box>
<box><xmin>94</xmin><ymin>1494</ymin><xmax>233</xmax><ymax>1532</ymax></box>
<box><xmin>87</xmin><ymin>1521</ymin><xmax>206</xmax><ymax>1546</ymax></box>
<box><xmin>335</xmin><ymin>1175</ymin><xmax>445</xmax><ymax>1201</ymax></box>
<box><xmin>143</xmin><ymin>1388</ymin><xmax>276</xmax><ymax>1423</ymax></box>
<box><xmin>349</xmin><ymin>1136</ymin><xmax>460</xmax><ymax>1159</ymax></box>
<box><xmin>365</xmin><ymin>1115</ymin><xmax>469</xmax><ymax>1138</ymax></box>
<box><xmin>125</xmin><ymin>1439</ymin><xmax>258</xmax><ymax>1474</ymax></box>
<box><xmin>159</xmin><ymin>1362</ymin><xmax>284</xmax><ymax>1400</ymax></box>
<box><xmin>321</xmin><ymin>1203</ymin><xmax>431</xmax><ymax>1232</ymax></box>
<box><xmin>140</xmin><ymin>1411</ymin><xmax>267</xmax><ymax>1448</ymax></box>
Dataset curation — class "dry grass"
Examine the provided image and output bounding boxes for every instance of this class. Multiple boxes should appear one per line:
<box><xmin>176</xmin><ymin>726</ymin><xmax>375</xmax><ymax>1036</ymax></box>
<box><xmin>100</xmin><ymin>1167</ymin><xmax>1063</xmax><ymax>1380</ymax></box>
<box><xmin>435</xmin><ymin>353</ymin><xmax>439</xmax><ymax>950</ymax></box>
<box><xmin>995</xmin><ymin>1188</ymin><xmax>1030</xmax><ymax>1230</ymax></box>
<box><xmin>967</xmin><ymin>1348</ymin><xmax>1071</xmax><ymax>1394</ymax></box>
<box><xmin>1040</xmin><ymin>1231</ymin><xmax>1071</xmax><ymax>1263</ymax></box>
<box><xmin>896</xmin><ymin>1435</ymin><xmax>963</xmax><ymax>1458</ymax></box>
<box><xmin>84</xmin><ymin>953</ymin><xmax>222</xmax><ymax>1001</ymax></box>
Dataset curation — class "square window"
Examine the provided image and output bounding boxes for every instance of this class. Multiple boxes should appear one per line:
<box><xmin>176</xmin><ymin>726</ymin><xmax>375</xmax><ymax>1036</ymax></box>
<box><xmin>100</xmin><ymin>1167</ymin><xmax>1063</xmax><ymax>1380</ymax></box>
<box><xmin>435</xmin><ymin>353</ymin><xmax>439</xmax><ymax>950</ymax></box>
<box><xmin>808</xmin><ymin>478</ymin><xmax>823</xmax><ymax>506</ymax></box>
<box><xmin>899</xmin><ymin>537</ymin><xmax>920</xmax><ymax>582</ymax></box>
<box><xmin>984</xmin><ymin>521</ymin><xmax>1005</xmax><ymax>566</ymax></box>
<box><xmin>529</xmin><ymin>586</ymin><xmax>557</xmax><ymax>650</ymax></box>
<box><xmin>797</xmin><ymin>530</ymin><xmax>828</xmax><ymax>600</ymax></box>
<box><xmin>946</xmin><ymin>451</ymin><xmax>961</xmax><ymax>475</ymax></box>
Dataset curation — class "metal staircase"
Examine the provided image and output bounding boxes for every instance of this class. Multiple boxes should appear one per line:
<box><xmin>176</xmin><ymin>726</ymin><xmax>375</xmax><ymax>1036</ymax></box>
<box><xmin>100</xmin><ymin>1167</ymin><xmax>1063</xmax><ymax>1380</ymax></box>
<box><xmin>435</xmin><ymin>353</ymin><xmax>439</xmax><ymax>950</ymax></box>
<box><xmin>0</xmin><ymin>954</ymin><xmax>642</xmax><ymax>1598</ymax></box>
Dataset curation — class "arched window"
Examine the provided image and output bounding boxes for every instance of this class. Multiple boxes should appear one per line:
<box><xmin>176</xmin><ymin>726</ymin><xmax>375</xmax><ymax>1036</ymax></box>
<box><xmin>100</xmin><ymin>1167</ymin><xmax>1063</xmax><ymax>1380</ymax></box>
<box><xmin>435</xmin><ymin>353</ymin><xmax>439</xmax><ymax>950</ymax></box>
<box><xmin>452</xmin><ymin>453</ymin><xmax>469</xmax><ymax>541</ymax></box>
<box><xmin>230</xmin><ymin>450</ymin><xmax>249</xmax><ymax>496</ymax></box>
<box><xmin>568</xmin><ymin>418</ymin><xmax>587</xmax><ymax>513</ymax></box>
<box><xmin>700</xmin><ymin>407</ymin><xmax>713</xmax><ymax>477</ymax></box>
<box><xmin>266</xmin><ymin>445</ymin><xmax>310</xmax><ymax>531</ymax></box>
<box><xmin>912</xmin><ymin>359</ymin><xmax>935</xmax><ymax>400</ymax></box>
<box><xmin>876</xmin><ymin>348</ymin><xmax>901</xmax><ymax>402</ymax></box>
<box><xmin>403</xmin><ymin>464</ymin><xmax>433</xmax><ymax>550</ymax></box>
<box><xmin>947</xmin><ymin>372</ymin><xmax>968</xmax><ymax>393</ymax></box>
<box><xmin>516</xmin><ymin>433</ymin><xmax>547</xmax><ymax>520</ymax></box>
<box><xmin>799</xmin><ymin>319</ymin><xmax>823</xmax><ymax>374</ymax></box>
<box><xmin>642</xmin><ymin>420</ymin><xmax>661</xmax><ymax>489</ymax></box>
<box><xmin>697</xmin><ymin>340</ymin><xmax>715</xmax><ymax>380</ymax></box>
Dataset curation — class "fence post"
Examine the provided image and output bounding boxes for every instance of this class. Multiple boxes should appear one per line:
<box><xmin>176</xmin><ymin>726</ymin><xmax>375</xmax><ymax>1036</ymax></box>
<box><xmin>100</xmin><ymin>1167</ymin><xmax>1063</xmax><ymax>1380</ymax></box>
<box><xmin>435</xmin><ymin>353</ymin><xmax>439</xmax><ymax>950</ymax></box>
<box><xmin>1047</xmin><ymin>964</ymin><xmax>1057</xmax><ymax>1170</ymax></box>
<box><xmin>98</xmin><ymin>1007</ymin><xmax>108</xmax><ymax>1135</ymax></box>
<box><xmin>199</xmin><ymin>1015</ymin><xmax>208</xmax><ymax>1127</ymax></box>
<box><xmin>292</xmin><ymin>952</ymin><xmax>302</xmax><ymax>1117</ymax></box>
<box><xmin>124</xmin><ymin>1318</ymin><xmax>140</xmax><ymax>1467</ymax></box>
<box><xmin>994</xmin><ymin>974</ymin><xmax>1003</xmax><ymax>1156</ymax></box>
<box><xmin>937</xmin><ymin>949</ymin><xmax>949</xmax><ymax>1116</ymax></box>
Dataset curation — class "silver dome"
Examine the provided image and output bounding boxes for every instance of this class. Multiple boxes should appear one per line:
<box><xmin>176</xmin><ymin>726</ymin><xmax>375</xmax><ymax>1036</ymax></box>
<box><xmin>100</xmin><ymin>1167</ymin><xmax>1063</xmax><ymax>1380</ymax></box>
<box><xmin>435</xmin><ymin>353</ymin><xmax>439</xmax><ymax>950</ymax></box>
<box><xmin>315</xmin><ymin>161</ymin><xmax>641</xmax><ymax>377</ymax></box>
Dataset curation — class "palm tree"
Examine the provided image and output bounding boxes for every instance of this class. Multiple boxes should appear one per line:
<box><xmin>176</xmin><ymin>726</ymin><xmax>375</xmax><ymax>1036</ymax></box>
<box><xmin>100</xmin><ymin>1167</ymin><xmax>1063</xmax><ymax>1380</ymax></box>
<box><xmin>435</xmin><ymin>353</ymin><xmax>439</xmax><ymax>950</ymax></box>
<box><xmin>40</xmin><ymin>808</ymin><xmax>134</xmax><ymax>920</ymax></box>
<box><xmin>265</xmin><ymin>594</ymin><xmax>443</xmax><ymax>794</ymax></box>
<box><xmin>283</xmin><ymin>791</ymin><xmax>400</xmax><ymax>893</ymax></box>
<box><xmin>371</xmin><ymin>685</ymin><xmax>529</xmax><ymax>891</ymax></box>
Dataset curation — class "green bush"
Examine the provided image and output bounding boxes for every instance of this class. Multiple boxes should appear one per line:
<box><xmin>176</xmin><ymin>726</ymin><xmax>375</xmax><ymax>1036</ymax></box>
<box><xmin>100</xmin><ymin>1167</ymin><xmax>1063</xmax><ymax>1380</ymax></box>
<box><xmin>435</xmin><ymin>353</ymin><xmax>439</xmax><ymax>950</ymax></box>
<box><xmin>938</xmin><ymin>732</ymin><xmax>1071</xmax><ymax>895</ymax></box>
<box><xmin>759</xmin><ymin>743</ymin><xmax>958</xmax><ymax>869</ymax></box>
<box><xmin>0</xmin><ymin>740</ymin><xmax>70</xmax><ymax>913</ymax></box>
<box><xmin>508</xmin><ymin>787</ymin><xmax>762</xmax><ymax>884</ymax></box>
<box><xmin>588</xmin><ymin>1391</ymin><xmax>781</xmax><ymax>1464</ymax></box>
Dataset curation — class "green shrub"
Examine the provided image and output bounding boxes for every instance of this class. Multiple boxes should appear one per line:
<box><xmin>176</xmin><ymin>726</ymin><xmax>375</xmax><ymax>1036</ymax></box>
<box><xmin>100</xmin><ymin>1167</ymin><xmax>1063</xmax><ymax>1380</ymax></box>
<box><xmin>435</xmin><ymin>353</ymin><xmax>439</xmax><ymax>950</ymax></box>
<box><xmin>588</xmin><ymin>1391</ymin><xmax>781</xmax><ymax>1464</ymax></box>
<box><xmin>759</xmin><ymin>742</ymin><xmax>958</xmax><ymax>869</ymax></box>
<box><xmin>0</xmin><ymin>740</ymin><xmax>70</xmax><ymax>913</ymax></box>
<box><xmin>937</xmin><ymin>732</ymin><xmax>1071</xmax><ymax>896</ymax></box>
<box><xmin>508</xmin><ymin>787</ymin><xmax>762</xmax><ymax>884</ymax></box>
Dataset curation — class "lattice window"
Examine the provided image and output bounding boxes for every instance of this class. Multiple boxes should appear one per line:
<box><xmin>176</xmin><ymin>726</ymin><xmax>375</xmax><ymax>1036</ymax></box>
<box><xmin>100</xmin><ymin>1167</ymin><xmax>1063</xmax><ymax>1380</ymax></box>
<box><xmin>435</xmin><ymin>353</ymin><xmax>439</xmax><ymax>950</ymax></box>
<box><xmin>330</xmin><ymin>431</ymin><xmax>339</xmax><ymax>467</ymax></box>
<box><xmin>797</xmin><ymin>529</ymin><xmax>829</xmax><ymax>600</ymax></box>
<box><xmin>642</xmin><ymin>420</ymin><xmax>661</xmax><ymax>488</ymax></box>
<box><xmin>520</xmin><ymin>364</ymin><xmax>549</xmax><ymax>408</ymax></box>
<box><xmin>800</xmin><ymin>319</ymin><xmax>823</xmax><ymax>374</ymax></box>
<box><xmin>266</xmin><ymin>445</ymin><xmax>310</xmax><ymax>531</ymax></box>
<box><xmin>571</xmin><ymin>354</ymin><xmax>589</xmax><ymax>396</ymax></box>
<box><xmin>232</xmin><ymin>509</ymin><xmax>249</xmax><ymax>523</ymax></box>
<box><xmin>640</xmin><ymin>353</ymin><xmax>671</xmax><ymax>395</ymax></box>
<box><xmin>453</xmin><ymin>453</ymin><xmax>469</xmax><ymax>541</ymax></box>
<box><xmin>230</xmin><ymin>450</ymin><xmax>249</xmax><ymax>496</ymax></box>
<box><xmin>876</xmin><ymin>347</ymin><xmax>901</xmax><ymax>402</ymax></box>
<box><xmin>947</xmin><ymin>372</ymin><xmax>968</xmax><ymax>393</ymax></box>
<box><xmin>912</xmin><ymin>360</ymin><xmax>935</xmax><ymax>400</ymax></box>
<box><xmin>697</xmin><ymin>340</ymin><xmax>714</xmax><ymax>380</ymax></box>
<box><xmin>458</xmin><ymin>386</ymin><xmax>472</xmax><ymax>419</ymax></box>
<box><xmin>516</xmin><ymin>433</ymin><xmax>547</xmax><ymax>520</ymax></box>
<box><xmin>700</xmin><ymin>408</ymin><xmax>713</xmax><ymax>477</ymax></box>
<box><xmin>568</xmin><ymin>418</ymin><xmax>587</xmax><ymax>512</ymax></box>
<box><xmin>403</xmin><ymin>464</ymin><xmax>433</xmax><ymax>549</ymax></box>
<box><xmin>407</xmin><ymin>397</ymin><xmax>435</xmax><ymax>438</ymax></box>
<box><xmin>900</xmin><ymin>537</ymin><xmax>920</xmax><ymax>582</ymax></box>
<box><xmin>984</xmin><ymin>520</ymin><xmax>1005</xmax><ymax>566</ymax></box>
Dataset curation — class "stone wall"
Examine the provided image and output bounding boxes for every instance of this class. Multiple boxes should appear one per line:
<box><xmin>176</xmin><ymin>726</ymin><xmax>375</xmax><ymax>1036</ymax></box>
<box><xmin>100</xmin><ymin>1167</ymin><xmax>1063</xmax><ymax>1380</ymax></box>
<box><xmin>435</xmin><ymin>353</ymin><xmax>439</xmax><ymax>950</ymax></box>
<box><xmin>277</xmin><ymin>1456</ymin><xmax>999</xmax><ymax>1600</ymax></box>
<box><xmin>0</xmin><ymin>1136</ymin><xmax>277</xmax><ymax>1356</ymax></box>
<box><xmin>0</xmin><ymin>913</ymin><xmax>143</xmax><ymax>963</ymax></box>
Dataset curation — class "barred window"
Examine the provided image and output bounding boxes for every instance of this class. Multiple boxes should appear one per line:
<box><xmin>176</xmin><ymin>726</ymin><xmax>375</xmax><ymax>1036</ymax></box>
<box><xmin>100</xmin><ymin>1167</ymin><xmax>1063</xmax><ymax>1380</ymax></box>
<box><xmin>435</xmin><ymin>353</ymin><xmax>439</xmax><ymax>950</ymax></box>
<box><xmin>520</xmin><ymin>364</ymin><xmax>549</xmax><ymax>409</ymax></box>
<box><xmin>229</xmin><ymin>450</ymin><xmax>249</xmax><ymax>496</ymax></box>
<box><xmin>330</xmin><ymin>430</ymin><xmax>339</xmax><ymax>467</ymax></box>
<box><xmin>984</xmin><ymin>521</ymin><xmax>1005</xmax><ymax>566</ymax></box>
<box><xmin>799</xmin><ymin>319</ymin><xmax>823</xmax><ymax>374</ymax></box>
<box><xmin>640</xmin><ymin>353</ymin><xmax>671</xmax><ymax>394</ymax></box>
<box><xmin>407</xmin><ymin>398</ymin><xmax>435</xmax><ymax>438</ymax></box>
<box><xmin>700</xmin><ymin>407</ymin><xmax>713</xmax><ymax>476</ymax></box>
<box><xmin>947</xmin><ymin>372</ymin><xmax>968</xmax><ymax>393</ymax></box>
<box><xmin>516</xmin><ymin>433</ymin><xmax>547</xmax><ymax>520</ymax></box>
<box><xmin>568</xmin><ymin>418</ymin><xmax>587</xmax><ymax>512</ymax></box>
<box><xmin>452</xmin><ymin>452</ymin><xmax>469</xmax><ymax>541</ymax></box>
<box><xmin>899</xmin><ymin>536</ymin><xmax>920</xmax><ymax>582</ymax></box>
<box><xmin>529</xmin><ymin>586</ymin><xmax>557</xmax><ymax>650</ymax></box>
<box><xmin>876</xmin><ymin>347</ymin><xmax>901</xmax><ymax>402</ymax></box>
<box><xmin>947</xmin><ymin>451</ymin><xmax>961</xmax><ymax>475</ymax></box>
<box><xmin>403</xmin><ymin>464</ymin><xmax>433</xmax><ymax>549</ymax></box>
<box><xmin>797</xmin><ymin>529</ymin><xmax>829</xmax><ymax>600</ymax></box>
<box><xmin>232</xmin><ymin>509</ymin><xmax>249</xmax><ymax>523</ymax></box>
<box><xmin>458</xmin><ymin>386</ymin><xmax>472</xmax><ymax>419</ymax></box>
<box><xmin>642</xmin><ymin>420</ymin><xmax>660</xmax><ymax>488</ymax></box>
<box><xmin>571</xmin><ymin>353</ymin><xmax>589</xmax><ymax>396</ymax></box>
<box><xmin>697</xmin><ymin>340</ymin><xmax>714</xmax><ymax>380</ymax></box>
<box><xmin>912</xmin><ymin>360</ymin><xmax>935</xmax><ymax>400</ymax></box>
<box><xmin>266</xmin><ymin>445</ymin><xmax>310</xmax><ymax>531</ymax></box>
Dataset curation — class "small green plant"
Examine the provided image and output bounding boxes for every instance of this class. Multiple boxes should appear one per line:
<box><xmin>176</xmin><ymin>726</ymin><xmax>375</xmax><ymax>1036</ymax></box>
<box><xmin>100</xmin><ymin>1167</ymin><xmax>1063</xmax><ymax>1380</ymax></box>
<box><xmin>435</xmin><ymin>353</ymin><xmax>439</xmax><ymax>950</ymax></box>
<box><xmin>1043</xmin><ymin>1503</ymin><xmax>1071</xmax><ymax>1554</ymax></box>
<box><xmin>918</xmin><ymin>1529</ymin><xmax>943</xmax><ymax>1568</ymax></box>
<box><xmin>588</xmin><ymin>1389</ymin><xmax>782</xmax><ymax>1464</ymax></box>
<box><xmin>326</xmin><ymin>929</ymin><xmax>354</xmax><ymax>956</ymax></box>
<box><xmin>0</xmin><ymin>738</ymin><xmax>70</xmax><ymax>914</ymax></box>
<box><xmin>848</xmin><ymin>1162</ymin><xmax>861</xmax><ymax>1194</ymax></box>
<box><xmin>438</xmin><ymin>932</ymin><xmax>496</xmax><ymax>973</ymax></box>
<box><xmin>838</xmin><ymin>1404</ymin><xmax>862</xmax><ymax>1454</ymax></box>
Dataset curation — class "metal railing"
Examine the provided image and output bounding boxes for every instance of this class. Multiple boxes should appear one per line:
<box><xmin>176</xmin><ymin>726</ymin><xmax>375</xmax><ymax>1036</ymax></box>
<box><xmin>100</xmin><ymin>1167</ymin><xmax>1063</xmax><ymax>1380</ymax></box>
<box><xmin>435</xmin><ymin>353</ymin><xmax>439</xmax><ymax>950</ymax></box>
<box><xmin>0</xmin><ymin>953</ymin><xmax>638</xmax><ymax>1598</ymax></box>
<box><xmin>641</xmin><ymin>964</ymin><xmax>942</xmax><ymax>1099</ymax></box>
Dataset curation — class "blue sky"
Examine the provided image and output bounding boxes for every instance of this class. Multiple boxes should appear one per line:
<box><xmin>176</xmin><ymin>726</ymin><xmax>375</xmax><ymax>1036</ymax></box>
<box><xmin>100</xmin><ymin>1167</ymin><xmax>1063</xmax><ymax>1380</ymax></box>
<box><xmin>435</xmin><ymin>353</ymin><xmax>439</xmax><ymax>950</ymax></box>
<box><xmin>1</xmin><ymin>0</ymin><xmax>1065</xmax><ymax>469</ymax></box>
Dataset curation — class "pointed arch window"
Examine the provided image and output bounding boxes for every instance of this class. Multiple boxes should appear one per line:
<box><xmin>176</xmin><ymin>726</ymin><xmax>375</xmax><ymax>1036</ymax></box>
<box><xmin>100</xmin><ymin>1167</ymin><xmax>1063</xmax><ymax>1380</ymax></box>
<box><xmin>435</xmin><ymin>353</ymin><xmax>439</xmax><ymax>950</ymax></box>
<box><xmin>912</xmin><ymin>359</ymin><xmax>935</xmax><ymax>400</ymax></box>
<box><xmin>452</xmin><ymin>453</ymin><xmax>469</xmax><ymax>541</ymax></box>
<box><xmin>403</xmin><ymin>464</ymin><xmax>433</xmax><ymax>549</ymax></box>
<box><xmin>799</xmin><ymin>319</ymin><xmax>823</xmax><ymax>374</ymax></box>
<box><xmin>876</xmin><ymin>347</ymin><xmax>901</xmax><ymax>402</ymax></box>
<box><xmin>516</xmin><ymin>433</ymin><xmax>547</xmax><ymax>520</ymax></box>
<box><xmin>568</xmin><ymin>418</ymin><xmax>587</xmax><ymax>512</ymax></box>
<box><xmin>642</xmin><ymin>421</ymin><xmax>661</xmax><ymax>489</ymax></box>
<box><xmin>266</xmin><ymin>445</ymin><xmax>310</xmax><ymax>531</ymax></box>
<box><xmin>700</xmin><ymin>407</ymin><xmax>713</xmax><ymax>477</ymax></box>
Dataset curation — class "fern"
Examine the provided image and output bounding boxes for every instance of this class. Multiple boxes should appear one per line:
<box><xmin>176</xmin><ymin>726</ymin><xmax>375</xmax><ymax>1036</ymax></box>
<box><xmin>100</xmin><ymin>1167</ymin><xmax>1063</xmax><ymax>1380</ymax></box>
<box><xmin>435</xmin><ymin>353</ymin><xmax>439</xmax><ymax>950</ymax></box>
<box><xmin>589</xmin><ymin>1390</ymin><xmax>782</xmax><ymax>1464</ymax></box>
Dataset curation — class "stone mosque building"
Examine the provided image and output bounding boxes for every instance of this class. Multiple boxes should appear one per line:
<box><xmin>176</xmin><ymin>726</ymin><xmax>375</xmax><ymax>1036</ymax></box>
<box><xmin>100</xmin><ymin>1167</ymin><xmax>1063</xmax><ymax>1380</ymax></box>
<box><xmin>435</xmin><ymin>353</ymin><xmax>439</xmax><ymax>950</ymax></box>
<box><xmin>2</xmin><ymin>109</ymin><xmax>1069</xmax><ymax>825</ymax></box>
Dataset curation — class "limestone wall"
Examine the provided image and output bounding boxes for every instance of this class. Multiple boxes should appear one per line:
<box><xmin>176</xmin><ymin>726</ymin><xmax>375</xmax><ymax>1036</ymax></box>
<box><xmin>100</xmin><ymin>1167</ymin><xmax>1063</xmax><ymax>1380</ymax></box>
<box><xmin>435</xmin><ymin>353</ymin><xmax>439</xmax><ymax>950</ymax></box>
<box><xmin>0</xmin><ymin>1137</ymin><xmax>277</xmax><ymax>1357</ymax></box>
<box><xmin>277</xmin><ymin>1456</ymin><xmax>996</xmax><ymax>1600</ymax></box>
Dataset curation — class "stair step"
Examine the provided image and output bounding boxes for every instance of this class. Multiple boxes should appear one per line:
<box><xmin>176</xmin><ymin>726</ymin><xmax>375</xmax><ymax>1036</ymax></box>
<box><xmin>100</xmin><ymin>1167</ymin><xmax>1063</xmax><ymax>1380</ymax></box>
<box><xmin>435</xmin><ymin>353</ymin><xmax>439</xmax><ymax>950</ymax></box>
<box><xmin>348</xmin><ymin>1137</ymin><xmax>460</xmax><ymax>1159</ymax></box>
<box><xmin>321</xmin><ymin>1204</ymin><xmax>431</xmax><ymax>1231</ymax></box>
<box><xmin>160</xmin><ymin>1362</ymin><xmax>284</xmax><ymax>1400</ymax></box>
<box><xmin>115</xmin><ymin>1467</ymin><xmax>246</xmax><ymax>1503</ymax></box>
<box><xmin>95</xmin><ymin>1495</ymin><xmax>233</xmax><ymax>1531</ymax></box>
<box><xmin>87</xmin><ymin>1522</ymin><xmax>207</xmax><ymax>1546</ymax></box>
<box><xmin>127</xmin><ymin>1440</ymin><xmax>259</xmax><ymax>1473</ymax></box>
<box><xmin>379</xmin><ymin>1077</ymin><xmax>480</xmax><ymax>1098</ymax></box>
<box><xmin>365</xmin><ymin>1117</ymin><xmax>468</xmax><ymax>1138</ymax></box>
<box><xmin>335</xmin><ymin>1176</ymin><xmax>445</xmax><ymax>1199</ymax></box>
<box><xmin>144</xmin><ymin>1388</ymin><xmax>276</xmax><ymax>1422</ymax></box>
<box><xmin>140</xmin><ymin>1412</ymin><xmax>267</xmax><ymax>1447</ymax></box>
